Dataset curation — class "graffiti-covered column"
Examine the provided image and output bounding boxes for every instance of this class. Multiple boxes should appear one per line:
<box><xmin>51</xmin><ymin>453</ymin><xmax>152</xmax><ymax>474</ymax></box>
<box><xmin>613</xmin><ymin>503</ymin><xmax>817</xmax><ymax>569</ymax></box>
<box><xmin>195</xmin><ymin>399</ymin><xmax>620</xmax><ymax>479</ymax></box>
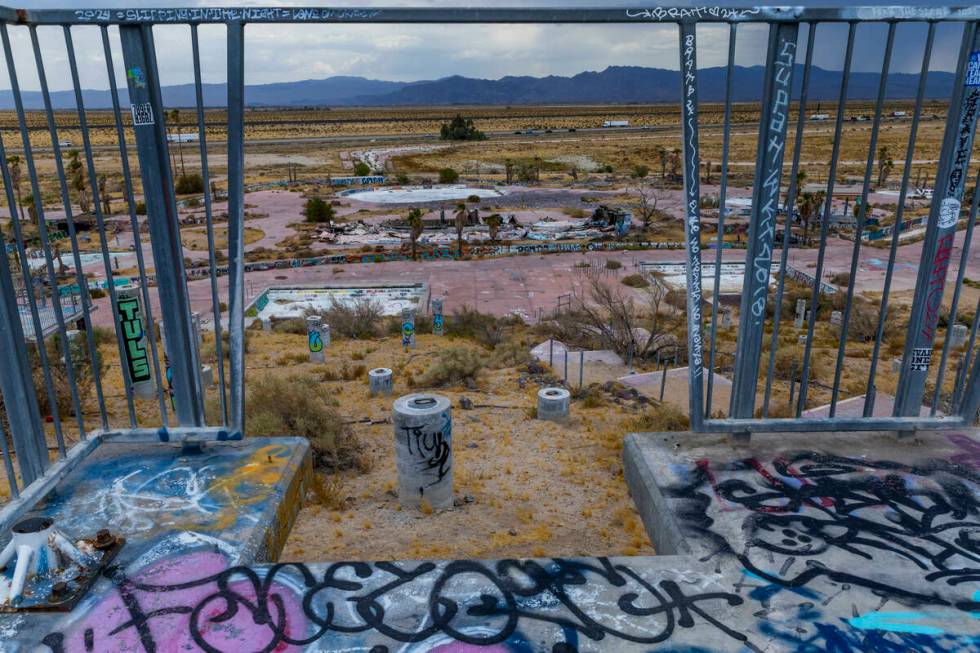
<box><xmin>895</xmin><ymin>25</ymin><xmax>980</xmax><ymax>417</ymax></box>
<box><xmin>116</xmin><ymin>284</ymin><xmax>154</xmax><ymax>399</ymax></box>
<box><xmin>432</xmin><ymin>299</ymin><xmax>444</xmax><ymax>336</ymax></box>
<box><xmin>393</xmin><ymin>393</ymin><xmax>453</xmax><ymax>510</ymax></box>
<box><xmin>306</xmin><ymin>315</ymin><xmax>325</xmax><ymax>363</ymax></box>
<box><xmin>401</xmin><ymin>307</ymin><xmax>416</xmax><ymax>349</ymax></box>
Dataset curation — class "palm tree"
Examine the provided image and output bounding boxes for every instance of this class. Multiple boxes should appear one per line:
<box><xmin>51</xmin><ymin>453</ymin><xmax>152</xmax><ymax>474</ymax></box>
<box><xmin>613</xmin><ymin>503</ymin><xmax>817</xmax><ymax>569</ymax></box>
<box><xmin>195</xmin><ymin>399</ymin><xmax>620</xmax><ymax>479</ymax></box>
<box><xmin>7</xmin><ymin>155</ymin><xmax>26</xmax><ymax>223</ymax></box>
<box><xmin>407</xmin><ymin>207</ymin><xmax>423</xmax><ymax>261</ymax></box>
<box><xmin>453</xmin><ymin>203</ymin><xmax>467</xmax><ymax>258</ymax></box>
<box><xmin>485</xmin><ymin>213</ymin><xmax>503</xmax><ymax>242</ymax></box>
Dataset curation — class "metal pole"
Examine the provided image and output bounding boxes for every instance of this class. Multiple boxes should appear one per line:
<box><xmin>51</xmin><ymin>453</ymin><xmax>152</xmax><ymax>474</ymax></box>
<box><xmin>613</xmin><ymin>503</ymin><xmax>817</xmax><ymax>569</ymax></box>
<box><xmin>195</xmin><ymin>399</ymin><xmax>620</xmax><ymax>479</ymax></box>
<box><xmin>678</xmin><ymin>21</ymin><xmax>704</xmax><ymax>428</ymax></box>
<box><xmin>864</xmin><ymin>22</ymin><xmax>936</xmax><ymax>417</ymax></box>
<box><xmin>896</xmin><ymin>23</ymin><xmax>980</xmax><ymax>417</ymax></box>
<box><xmin>227</xmin><ymin>21</ymin><xmax>247</xmax><ymax>433</ymax></box>
<box><xmin>829</xmin><ymin>22</ymin><xmax>896</xmax><ymax>417</ymax></box>
<box><xmin>101</xmin><ymin>25</ymin><xmax>169</xmax><ymax>425</ymax></box>
<box><xmin>763</xmin><ymin>20</ymin><xmax>815</xmax><ymax>417</ymax></box>
<box><xmin>705</xmin><ymin>23</ymin><xmax>736</xmax><ymax>418</ymax></box>
<box><xmin>120</xmin><ymin>24</ymin><xmax>205</xmax><ymax>426</ymax></box>
<box><xmin>579</xmin><ymin>350</ymin><xmax>584</xmax><ymax>389</ymax></box>
<box><xmin>192</xmin><ymin>24</ymin><xmax>228</xmax><ymax>426</ymax></box>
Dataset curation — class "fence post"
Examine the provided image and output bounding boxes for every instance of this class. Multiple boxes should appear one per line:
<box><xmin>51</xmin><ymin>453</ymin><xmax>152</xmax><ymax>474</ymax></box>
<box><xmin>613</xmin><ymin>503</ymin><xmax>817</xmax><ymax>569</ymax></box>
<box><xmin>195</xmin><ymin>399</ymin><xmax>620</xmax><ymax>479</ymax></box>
<box><xmin>896</xmin><ymin>23</ymin><xmax>980</xmax><ymax>417</ymax></box>
<box><xmin>729</xmin><ymin>21</ymin><xmax>799</xmax><ymax>419</ymax></box>
<box><xmin>120</xmin><ymin>25</ymin><xmax>204</xmax><ymax>427</ymax></box>
<box><xmin>226</xmin><ymin>21</ymin><xmax>247</xmax><ymax>434</ymax></box>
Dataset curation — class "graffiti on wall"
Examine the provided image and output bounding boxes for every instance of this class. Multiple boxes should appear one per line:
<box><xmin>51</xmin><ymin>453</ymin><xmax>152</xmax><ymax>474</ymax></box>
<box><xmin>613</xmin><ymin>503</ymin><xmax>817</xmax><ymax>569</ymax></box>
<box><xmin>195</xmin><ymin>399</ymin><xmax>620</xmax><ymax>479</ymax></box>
<box><xmin>116</xmin><ymin>294</ymin><xmax>151</xmax><ymax>384</ymax></box>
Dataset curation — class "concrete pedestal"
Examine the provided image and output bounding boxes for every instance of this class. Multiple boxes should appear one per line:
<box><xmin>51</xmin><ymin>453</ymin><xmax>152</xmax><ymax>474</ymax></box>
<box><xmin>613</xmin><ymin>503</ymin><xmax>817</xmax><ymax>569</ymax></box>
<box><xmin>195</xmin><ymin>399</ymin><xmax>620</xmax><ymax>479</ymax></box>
<box><xmin>369</xmin><ymin>367</ymin><xmax>393</xmax><ymax>396</ymax></box>
<box><xmin>392</xmin><ymin>393</ymin><xmax>452</xmax><ymax>509</ymax></box>
<box><xmin>537</xmin><ymin>387</ymin><xmax>570</xmax><ymax>421</ymax></box>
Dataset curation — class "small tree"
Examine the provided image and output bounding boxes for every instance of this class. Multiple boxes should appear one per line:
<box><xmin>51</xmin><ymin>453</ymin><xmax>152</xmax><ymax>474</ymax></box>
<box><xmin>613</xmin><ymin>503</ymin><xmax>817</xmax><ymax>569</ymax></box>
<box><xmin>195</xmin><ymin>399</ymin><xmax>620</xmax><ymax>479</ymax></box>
<box><xmin>98</xmin><ymin>175</ymin><xmax>111</xmax><ymax>215</ymax></box>
<box><xmin>631</xmin><ymin>164</ymin><xmax>650</xmax><ymax>179</ymax></box>
<box><xmin>635</xmin><ymin>186</ymin><xmax>662</xmax><ymax>227</ymax></box>
<box><xmin>7</xmin><ymin>155</ymin><xmax>26</xmax><ymax>223</ymax></box>
<box><xmin>453</xmin><ymin>202</ymin><xmax>467</xmax><ymax>257</ymax></box>
<box><xmin>353</xmin><ymin>160</ymin><xmax>371</xmax><ymax>176</ymax></box>
<box><xmin>485</xmin><ymin>213</ymin><xmax>503</xmax><ymax>242</ymax></box>
<box><xmin>66</xmin><ymin>150</ymin><xmax>90</xmax><ymax>214</ymax></box>
<box><xmin>439</xmin><ymin>167</ymin><xmax>459</xmax><ymax>184</ymax></box>
<box><xmin>667</xmin><ymin>148</ymin><xmax>681</xmax><ymax>179</ymax></box>
<box><xmin>439</xmin><ymin>114</ymin><xmax>486</xmax><ymax>141</ymax></box>
<box><xmin>877</xmin><ymin>145</ymin><xmax>894</xmax><ymax>187</ymax></box>
<box><xmin>407</xmin><ymin>207</ymin><xmax>424</xmax><ymax>261</ymax></box>
<box><xmin>175</xmin><ymin>173</ymin><xmax>204</xmax><ymax>194</ymax></box>
<box><xmin>169</xmin><ymin>108</ymin><xmax>186</xmax><ymax>177</ymax></box>
<box><xmin>303</xmin><ymin>197</ymin><xmax>334</xmax><ymax>226</ymax></box>
<box><xmin>655</xmin><ymin>145</ymin><xmax>668</xmax><ymax>184</ymax></box>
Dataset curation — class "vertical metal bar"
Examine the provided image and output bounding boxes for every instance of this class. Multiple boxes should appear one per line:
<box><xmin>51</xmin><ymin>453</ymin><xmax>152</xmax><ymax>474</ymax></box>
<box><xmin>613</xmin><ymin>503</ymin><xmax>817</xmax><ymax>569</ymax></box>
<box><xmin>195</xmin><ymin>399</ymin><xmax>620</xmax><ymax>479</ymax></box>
<box><xmin>0</xmin><ymin>125</ymin><xmax>64</xmax><ymax>461</ymax></box>
<box><xmin>954</xmin><ymin>297</ymin><xmax>980</xmax><ymax>411</ymax></box>
<box><xmin>864</xmin><ymin>22</ymin><xmax>936</xmax><ymax>417</ymax></box>
<box><xmin>763</xmin><ymin>21</ymin><xmax>816</xmax><ymax>417</ymax></box>
<box><xmin>27</xmin><ymin>25</ymin><xmax>97</xmax><ymax>437</ymax></box>
<box><xmin>896</xmin><ymin>22</ymin><xmax>980</xmax><ymax>417</ymax></box>
<box><xmin>829</xmin><ymin>22</ymin><xmax>896</xmax><ymax>416</ymax></box>
<box><xmin>120</xmin><ymin>24</ymin><xmax>205</xmax><ymax>426</ymax></box>
<box><xmin>797</xmin><ymin>22</ymin><xmax>857</xmax><ymax>416</ymax></box>
<box><xmin>930</xmin><ymin>154</ymin><xmax>980</xmax><ymax>415</ymax></box>
<box><xmin>64</xmin><ymin>25</ymin><xmax>137</xmax><ymax>428</ymax></box>
<box><xmin>679</xmin><ymin>22</ymin><xmax>705</xmax><ymax>428</ymax></box>
<box><xmin>0</xmin><ymin>414</ymin><xmax>18</xmax><ymax>498</ymax></box>
<box><xmin>705</xmin><ymin>23</ymin><xmax>736</xmax><ymax>418</ymax></box>
<box><xmin>101</xmin><ymin>25</ymin><xmax>168</xmax><ymax>425</ymax></box>
<box><xmin>729</xmin><ymin>21</ymin><xmax>799</xmax><ymax>419</ymax></box>
<box><xmin>227</xmin><ymin>21</ymin><xmax>246</xmax><ymax>433</ymax></box>
<box><xmin>3</xmin><ymin>23</ymin><xmax>86</xmax><ymax>456</ymax></box>
<box><xmin>191</xmin><ymin>24</ymin><xmax>228</xmax><ymax>425</ymax></box>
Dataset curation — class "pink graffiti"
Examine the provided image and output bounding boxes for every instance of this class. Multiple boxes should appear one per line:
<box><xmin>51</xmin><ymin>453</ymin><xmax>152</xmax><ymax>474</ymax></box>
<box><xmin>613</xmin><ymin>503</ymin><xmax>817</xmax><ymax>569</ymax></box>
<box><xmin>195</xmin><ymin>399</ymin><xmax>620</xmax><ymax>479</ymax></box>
<box><xmin>59</xmin><ymin>550</ymin><xmax>306</xmax><ymax>652</ymax></box>
<box><xmin>947</xmin><ymin>433</ymin><xmax>980</xmax><ymax>469</ymax></box>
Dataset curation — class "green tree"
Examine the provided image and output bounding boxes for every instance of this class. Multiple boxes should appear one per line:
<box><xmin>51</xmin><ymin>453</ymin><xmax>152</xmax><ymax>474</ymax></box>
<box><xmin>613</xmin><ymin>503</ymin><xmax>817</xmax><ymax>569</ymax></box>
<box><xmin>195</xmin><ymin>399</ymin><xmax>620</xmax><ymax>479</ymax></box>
<box><xmin>439</xmin><ymin>167</ymin><xmax>459</xmax><ymax>184</ymax></box>
<box><xmin>407</xmin><ymin>207</ymin><xmax>424</xmax><ymax>261</ymax></box>
<box><xmin>66</xmin><ymin>150</ymin><xmax>90</xmax><ymax>213</ymax></box>
<box><xmin>353</xmin><ymin>160</ymin><xmax>371</xmax><ymax>176</ymax></box>
<box><xmin>631</xmin><ymin>164</ymin><xmax>650</xmax><ymax>179</ymax></box>
<box><xmin>485</xmin><ymin>213</ymin><xmax>503</xmax><ymax>242</ymax></box>
<box><xmin>439</xmin><ymin>114</ymin><xmax>486</xmax><ymax>141</ymax></box>
<box><xmin>303</xmin><ymin>197</ymin><xmax>334</xmax><ymax>226</ymax></box>
<box><xmin>454</xmin><ymin>202</ymin><xmax>467</xmax><ymax>257</ymax></box>
<box><xmin>877</xmin><ymin>145</ymin><xmax>894</xmax><ymax>187</ymax></box>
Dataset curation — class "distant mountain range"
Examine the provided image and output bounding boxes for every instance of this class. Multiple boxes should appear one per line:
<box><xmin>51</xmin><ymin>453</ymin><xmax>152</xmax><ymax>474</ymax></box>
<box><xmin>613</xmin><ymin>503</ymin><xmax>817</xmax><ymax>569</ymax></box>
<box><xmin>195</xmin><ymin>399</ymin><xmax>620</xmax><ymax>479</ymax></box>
<box><xmin>0</xmin><ymin>65</ymin><xmax>955</xmax><ymax>110</ymax></box>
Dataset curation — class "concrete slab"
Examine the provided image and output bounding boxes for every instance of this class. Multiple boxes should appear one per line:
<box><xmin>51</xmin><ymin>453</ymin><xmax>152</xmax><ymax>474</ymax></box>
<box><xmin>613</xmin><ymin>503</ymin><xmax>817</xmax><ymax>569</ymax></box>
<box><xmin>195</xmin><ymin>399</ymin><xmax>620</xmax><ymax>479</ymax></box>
<box><xmin>621</xmin><ymin>366</ymin><xmax>734</xmax><ymax>413</ymax></box>
<box><xmin>623</xmin><ymin>428</ymin><xmax>980</xmax><ymax>652</ymax></box>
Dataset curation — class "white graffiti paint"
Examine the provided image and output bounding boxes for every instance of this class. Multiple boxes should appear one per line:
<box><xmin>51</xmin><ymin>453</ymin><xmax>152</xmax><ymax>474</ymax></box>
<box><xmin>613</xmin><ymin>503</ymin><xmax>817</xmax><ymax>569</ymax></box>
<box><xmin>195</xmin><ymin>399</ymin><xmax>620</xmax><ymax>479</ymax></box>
<box><xmin>939</xmin><ymin>197</ymin><xmax>962</xmax><ymax>229</ymax></box>
<box><xmin>626</xmin><ymin>6</ymin><xmax>762</xmax><ymax>21</ymax></box>
<box><xmin>680</xmin><ymin>30</ymin><xmax>703</xmax><ymax>379</ymax></box>
<box><xmin>73</xmin><ymin>7</ymin><xmax>382</xmax><ymax>23</ymax></box>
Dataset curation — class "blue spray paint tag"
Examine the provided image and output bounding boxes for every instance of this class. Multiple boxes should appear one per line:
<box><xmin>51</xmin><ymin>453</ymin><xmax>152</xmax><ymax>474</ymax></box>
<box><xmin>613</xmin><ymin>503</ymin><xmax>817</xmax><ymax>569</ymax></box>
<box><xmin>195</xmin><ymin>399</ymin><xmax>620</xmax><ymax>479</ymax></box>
<box><xmin>967</xmin><ymin>51</ymin><xmax>980</xmax><ymax>86</ymax></box>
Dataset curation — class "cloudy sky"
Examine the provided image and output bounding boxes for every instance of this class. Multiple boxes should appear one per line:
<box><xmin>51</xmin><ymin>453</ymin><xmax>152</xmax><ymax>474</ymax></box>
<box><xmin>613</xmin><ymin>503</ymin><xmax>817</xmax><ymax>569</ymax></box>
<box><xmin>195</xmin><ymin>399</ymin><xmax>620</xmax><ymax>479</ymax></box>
<box><xmin>2</xmin><ymin>0</ymin><xmax>964</xmax><ymax>92</ymax></box>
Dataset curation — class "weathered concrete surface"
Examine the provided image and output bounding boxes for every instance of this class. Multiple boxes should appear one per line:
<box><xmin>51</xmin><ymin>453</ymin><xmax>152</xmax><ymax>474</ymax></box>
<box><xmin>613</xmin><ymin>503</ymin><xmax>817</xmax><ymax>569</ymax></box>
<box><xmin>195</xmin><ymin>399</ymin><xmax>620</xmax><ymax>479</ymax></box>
<box><xmin>624</xmin><ymin>428</ymin><xmax>980</xmax><ymax>652</ymax></box>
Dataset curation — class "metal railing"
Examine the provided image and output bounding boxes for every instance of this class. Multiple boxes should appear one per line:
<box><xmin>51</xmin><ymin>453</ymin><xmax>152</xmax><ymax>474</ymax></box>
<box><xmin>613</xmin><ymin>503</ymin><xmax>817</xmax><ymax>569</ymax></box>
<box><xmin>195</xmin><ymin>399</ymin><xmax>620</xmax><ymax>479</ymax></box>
<box><xmin>0</xmin><ymin>5</ymin><xmax>977</xmax><ymax>506</ymax></box>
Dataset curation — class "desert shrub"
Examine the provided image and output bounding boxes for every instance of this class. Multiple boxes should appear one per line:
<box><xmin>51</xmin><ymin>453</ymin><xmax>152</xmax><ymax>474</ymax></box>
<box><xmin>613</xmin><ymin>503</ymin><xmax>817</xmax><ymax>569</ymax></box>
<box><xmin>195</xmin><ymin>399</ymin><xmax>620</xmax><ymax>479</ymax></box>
<box><xmin>319</xmin><ymin>299</ymin><xmax>384</xmax><ymax>339</ymax></box>
<box><xmin>307</xmin><ymin>473</ymin><xmax>346</xmax><ymax>510</ymax></box>
<box><xmin>272</xmin><ymin>317</ymin><xmax>308</xmax><ymax>335</ymax></box>
<box><xmin>89</xmin><ymin>288</ymin><xmax>106</xmax><ymax>299</ymax></box>
<box><xmin>446</xmin><ymin>306</ymin><xmax>522</xmax><ymax>348</ymax></box>
<box><xmin>486</xmin><ymin>338</ymin><xmax>533</xmax><ymax>369</ymax></box>
<box><xmin>353</xmin><ymin>160</ymin><xmax>371</xmax><ymax>176</ymax></box>
<box><xmin>605</xmin><ymin>259</ymin><xmax>623</xmax><ymax>270</ymax></box>
<box><xmin>628</xmin><ymin>404</ymin><xmax>690</xmax><ymax>431</ymax></box>
<box><xmin>91</xmin><ymin>325</ymin><xmax>116</xmax><ymax>346</ymax></box>
<box><xmin>303</xmin><ymin>197</ymin><xmax>335</xmax><ymax>224</ymax></box>
<box><xmin>829</xmin><ymin>272</ymin><xmax>851</xmax><ymax>287</ymax></box>
<box><xmin>415</xmin><ymin>346</ymin><xmax>483</xmax><ymax>387</ymax></box>
<box><xmin>621</xmin><ymin>274</ymin><xmax>650</xmax><ymax>288</ymax></box>
<box><xmin>175</xmin><ymin>173</ymin><xmax>205</xmax><ymax>194</ymax></box>
<box><xmin>135</xmin><ymin>201</ymin><xmax>147</xmax><ymax>215</ymax></box>
<box><xmin>245</xmin><ymin>370</ymin><xmax>363</xmax><ymax>470</ymax></box>
<box><xmin>201</xmin><ymin>328</ymin><xmax>250</xmax><ymax>360</ymax></box>
<box><xmin>438</xmin><ymin>168</ymin><xmax>459</xmax><ymax>184</ymax></box>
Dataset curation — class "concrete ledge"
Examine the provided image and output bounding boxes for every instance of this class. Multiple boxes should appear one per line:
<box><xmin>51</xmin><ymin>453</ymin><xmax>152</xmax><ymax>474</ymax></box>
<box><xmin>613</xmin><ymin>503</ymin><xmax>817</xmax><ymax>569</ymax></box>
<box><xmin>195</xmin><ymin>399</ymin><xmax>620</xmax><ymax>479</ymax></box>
<box><xmin>622</xmin><ymin>433</ymin><xmax>691</xmax><ymax>555</ymax></box>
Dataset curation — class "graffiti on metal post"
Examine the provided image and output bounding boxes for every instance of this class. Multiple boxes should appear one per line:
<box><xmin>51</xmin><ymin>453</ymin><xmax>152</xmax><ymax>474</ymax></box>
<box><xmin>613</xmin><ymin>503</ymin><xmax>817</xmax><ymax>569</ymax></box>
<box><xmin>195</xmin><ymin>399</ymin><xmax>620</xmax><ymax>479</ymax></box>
<box><xmin>117</xmin><ymin>294</ymin><xmax>151</xmax><ymax>384</ymax></box>
<box><xmin>680</xmin><ymin>29</ymin><xmax>703</xmax><ymax>379</ymax></box>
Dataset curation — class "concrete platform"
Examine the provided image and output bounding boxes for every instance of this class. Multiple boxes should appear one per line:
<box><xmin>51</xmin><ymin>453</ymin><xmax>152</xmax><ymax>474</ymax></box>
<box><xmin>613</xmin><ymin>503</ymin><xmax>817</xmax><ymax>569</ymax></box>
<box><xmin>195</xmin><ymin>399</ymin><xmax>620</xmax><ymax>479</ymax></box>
<box><xmin>624</xmin><ymin>428</ymin><xmax>980</xmax><ymax>652</ymax></box>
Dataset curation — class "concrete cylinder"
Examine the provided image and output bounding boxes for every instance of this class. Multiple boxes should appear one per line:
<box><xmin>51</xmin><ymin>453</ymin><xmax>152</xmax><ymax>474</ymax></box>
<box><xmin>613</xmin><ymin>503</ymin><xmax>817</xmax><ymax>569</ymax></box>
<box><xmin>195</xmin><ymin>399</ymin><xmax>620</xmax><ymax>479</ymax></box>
<box><xmin>432</xmin><ymin>299</ymin><xmax>445</xmax><ymax>336</ymax></box>
<box><xmin>116</xmin><ymin>284</ymin><xmax>155</xmax><ymax>399</ymax></box>
<box><xmin>261</xmin><ymin>317</ymin><xmax>272</xmax><ymax>332</ymax></box>
<box><xmin>191</xmin><ymin>311</ymin><xmax>203</xmax><ymax>349</ymax></box>
<box><xmin>200</xmin><ymin>365</ymin><xmax>214</xmax><ymax>388</ymax></box>
<box><xmin>952</xmin><ymin>324</ymin><xmax>969</xmax><ymax>348</ymax></box>
<box><xmin>393</xmin><ymin>393</ymin><xmax>452</xmax><ymax>510</ymax></box>
<box><xmin>891</xmin><ymin>358</ymin><xmax>902</xmax><ymax>373</ymax></box>
<box><xmin>830</xmin><ymin>310</ymin><xmax>843</xmax><ymax>329</ymax></box>
<box><xmin>307</xmin><ymin>315</ymin><xmax>325</xmax><ymax>363</ymax></box>
<box><xmin>401</xmin><ymin>308</ymin><xmax>416</xmax><ymax>349</ymax></box>
<box><xmin>537</xmin><ymin>387</ymin><xmax>571</xmax><ymax>422</ymax></box>
<box><xmin>794</xmin><ymin>299</ymin><xmax>806</xmax><ymax>329</ymax></box>
<box><xmin>322</xmin><ymin>323</ymin><xmax>331</xmax><ymax>348</ymax></box>
<box><xmin>369</xmin><ymin>367</ymin><xmax>393</xmax><ymax>396</ymax></box>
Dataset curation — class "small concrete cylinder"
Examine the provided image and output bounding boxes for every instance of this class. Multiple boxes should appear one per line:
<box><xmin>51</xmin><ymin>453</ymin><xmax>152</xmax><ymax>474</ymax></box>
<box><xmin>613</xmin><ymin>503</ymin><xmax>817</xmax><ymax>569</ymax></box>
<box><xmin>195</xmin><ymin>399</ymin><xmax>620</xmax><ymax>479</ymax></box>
<box><xmin>891</xmin><ymin>358</ymin><xmax>902</xmax><ymax>373</ymax></box>
<box><xmin>191</xmin><ymin>311</ymin><xmax>203</xmax><ymax>349</ymax></box>
<box><xmin>261</xmin><ymin>317</ymin><xmax>272</xmax><ymax>332</ymax></box>
<box><xmin>401</xmin><ymin>308</ymin><xmax>416</xmax><ymax>349</ymax></box>
<box><xmin>393</xmin><ymin>393</ymin><xmax>452</xmax><ymax>510</ymax></box>
<box><xmin>951</xmin><ymin>324</ymin><xmax>969</xmax><ymax>348</ymax></box>
<box><xmin>116</xmin><ymin>284</ymin><xmax>154</xmax><ymax>399</ymax></box>
<box><xmin>830</xmin><ymin>310</ymin><xmax>843</xmax><ymax>328</ymax></box>
<box><xmin>322</xmin><ymin>323</ymin><xmax>331</xmax><ymax>348</ymax></box>
<box><xmin>537</xmin><ymin>387</ymin><xmax>571</xmax><ymax>422</ymax></box>
<box><xmin>306</xmin><ymin>315</ymin><xmax>325</xmax><ymax>362</ymax></box>
<box><xmin>200</xmin><ymin>365</ymin><xmax>214</xmax><ymax>388</ymax></box>
<box><xmin>369</xmin><ymin>367</ymin><xmax>393</xmax><ymax>396</ymax></box>
<box><xmin>432</xmin><ymin>299</ymin><xmax>445</xmax><ymax>336</ymax></box>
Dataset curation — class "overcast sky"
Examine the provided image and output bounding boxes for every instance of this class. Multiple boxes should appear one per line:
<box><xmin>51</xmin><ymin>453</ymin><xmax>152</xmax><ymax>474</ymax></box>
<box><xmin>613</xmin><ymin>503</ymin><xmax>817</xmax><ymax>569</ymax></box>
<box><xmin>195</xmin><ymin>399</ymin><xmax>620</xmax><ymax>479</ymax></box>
<box><xmin>1</xmin><ymin>0</ymin><xmax>964</xmax><ymax>92</ymax></box>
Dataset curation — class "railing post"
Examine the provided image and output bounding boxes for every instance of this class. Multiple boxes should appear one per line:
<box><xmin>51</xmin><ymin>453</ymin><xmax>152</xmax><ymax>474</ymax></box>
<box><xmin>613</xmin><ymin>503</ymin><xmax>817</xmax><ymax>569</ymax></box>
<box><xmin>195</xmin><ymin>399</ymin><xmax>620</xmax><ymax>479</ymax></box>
<box><xmin>227</xmin><ymin>21</ymin><xmax>247</xmax><ymax>434</ymax></box>
<box><xmin>0</xmin><ymin>226</ymin><xmax>46</xmax><ymax>484</ymax></box>
<box><xmin>119</xmin><ymin>25</ymin><xmax>205</xmax><ymax>427</ymax></box>
<box><xmin>678</xmin><ymin>22</ymin><xmax>704</xmax><ymax>429</ymax></box>
<box><xmin>729</xmin><ymin>21</ymin><xmax>798</xmax><ymax>419</ymax></box>
<box><xmin>895</xmin><ymin>23</ymin><xmax>980</xmax><ymax>417</ymax></box>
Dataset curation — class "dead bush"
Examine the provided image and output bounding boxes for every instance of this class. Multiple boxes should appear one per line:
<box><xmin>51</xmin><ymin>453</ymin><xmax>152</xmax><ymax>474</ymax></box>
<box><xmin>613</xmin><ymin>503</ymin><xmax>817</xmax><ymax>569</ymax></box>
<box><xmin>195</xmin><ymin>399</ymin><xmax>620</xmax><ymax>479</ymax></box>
<box><xmin>318</xmin><ymin>298</ymin><xmax>385</xmax><ymax>339</ymax></box>
<box><xmin>487</xmin><ymin>338</ymin><xmax>533</xmax><ymax>369</ymax></box>
<box><xmin>272</xmin><ymin>317</ymin><xmax>308</xmax><ymax>335</ymax></box>
<box><xmin>446</xmin><ymin>306</ymin><xmax>523</xmax><ymax>348</ymax></box>
<box><xmin>245</xmin><ymin>370</ymin><xmax>364</xmax><ymax>471</ymax></box>
<box><xmin>628</xmin><ymin>404</ymin><xmax>690</xmax><ymax>431</ymax></box>
<box><xmin>415</xmin><ymin>346</ymin><xmax>483</xmax><ymax>387</ymax></box>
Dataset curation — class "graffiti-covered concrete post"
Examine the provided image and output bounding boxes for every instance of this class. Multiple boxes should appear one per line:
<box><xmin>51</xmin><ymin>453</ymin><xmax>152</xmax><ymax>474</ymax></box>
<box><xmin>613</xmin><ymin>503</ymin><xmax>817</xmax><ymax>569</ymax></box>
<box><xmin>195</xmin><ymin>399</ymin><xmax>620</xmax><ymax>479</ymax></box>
<box><xmin>369</xmin><ymin>367</ymin><xmax>393</xmax><ymax>396</ymax></box>
<box><xmin>431</xmin><ymin>299</ymin><xmax>444</xmax><ymax>336</ymax></box>
<box><xmin>393</xmin><ymin>393</ymin><xmax>452</xmax><ymax>510</ymax></box>
<box><xmin>401</xmin><ymin>307</ymin><xmax>416</xmax><ymax>349</ymax></box>
<box><xmin>116</xmin><ymin>284</ymin><xmax>154</xmax><ymax>399</ymax></box>
<box><xmin>306</xmin><ymin>315</ymin><xmax>325</xmax><ymax>363</ymax></box>
<box><xmin>794</xmin><ymin>299</ymin><xmax>806</xmax><ymax>329</ymax></box>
